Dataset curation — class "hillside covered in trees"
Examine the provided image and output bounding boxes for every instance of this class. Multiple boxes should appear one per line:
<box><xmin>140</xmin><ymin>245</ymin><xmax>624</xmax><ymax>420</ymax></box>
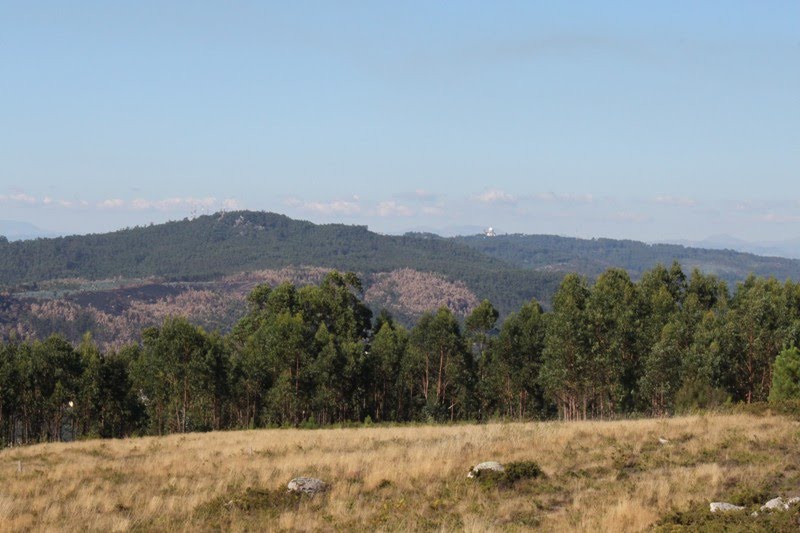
<box><xmin>0</xmin><ymin>211</ymin><xmax>561</xmax><ymax>317</ymax></box>
<box><xmin>3</xmin><ymin>211</ymin><xmax>800</xmax><ymax>348</ymax></box>
<box><xmin>456</xmin><ymin>233</ymin><xmax>800</xmax><ymax>283</ymax></box>
<box><xmin>4</xmin><ymin>211</ymin><xmax>800</xmax><ymax>306</ymax></box>
<box><xmin>2</xmin><ymin>265</ymin><xmax>799</xmax><ymax>445</ymax></box>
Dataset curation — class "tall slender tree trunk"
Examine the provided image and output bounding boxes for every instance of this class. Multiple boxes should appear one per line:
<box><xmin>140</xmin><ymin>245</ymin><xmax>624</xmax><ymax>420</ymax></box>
<box><xmin>437</xmin><ymin>347</ymin><xmax>445</xmax><ymax>404</ymax></box>
<box><xmin>423</xmin><ymin>354</ymin><xmax>430</xmax><ymax>402</ymax></box>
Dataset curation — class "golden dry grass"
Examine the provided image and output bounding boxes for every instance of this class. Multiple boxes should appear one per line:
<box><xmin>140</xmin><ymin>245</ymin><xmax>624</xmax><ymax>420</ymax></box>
<box><xmin>1</xmin><ymin>413</ymin><xmax>799</xmax><ymax>532</ymax></box>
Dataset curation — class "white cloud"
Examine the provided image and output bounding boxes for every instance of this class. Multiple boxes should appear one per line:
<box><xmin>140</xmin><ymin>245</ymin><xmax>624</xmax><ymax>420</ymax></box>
<box><xmin>283</xmin><ymin>196</ymin><xmax>302</xmax><ymax>208</ymax></box>
<box><xmin>654</xmin><ymin>195</ymin><xmax>696</xmax><ymax>207</ymax></box>
<box><xmin>760</xmin><ymin>213</ymin><xmax>800</xmax><ymax>223</ymax></box>
<box><xmin>610</xmin><ymin>211</ymin><xmax>650</xmax><ymax>223</ymax></box>
<box><xmin>157</xmin><ymin>198</ymin><xmax>185</xmax><ymax>210</ymax></box>
<box><xmin>0</xmin><ymin>193</ymin><xmax>37</xmax><ymax>205</ymax></box>
<box><xmin>0</xmin><ymin>192</ymin><xmax>218</xmax><ymax>212</ymax></box>
<box><xmin>375</xmin><ymin>200</ymin><xmax>413</xmax><ymax>217</ymax></box>
<box><xmin>222</xmin><ymin>198</ymin><xmax>239</xmax><ymax>210</ymax></box>
<box><xmin>188</xmin><ymin>197</ymin><xmax>217</xmax><ymax>209</ymax></box>
<box><xmin>474</xmin><ymin>189</ymin><xmax>516</xmax><ymax>204</ymax></box>
<box><xmin>98</xmin><ymin>198</ymin><xmax>125</xmax><ymax>209</ymax></box>
<box><xmin>397</xmin><ymin>189</ymin><xmax>438</xmax><ymax>203</ymax></box>
<box><xmin>129</xmin><ymin>197</ymin><xmax>219</xmax><ymax>211</ymax></box>
<box><xmin>532</xmin><ymin>192</ymin><xmax>594</xmax><ymax>204</ymax></box>
<box><xmin>532</xmin><ymin>192</ymin><xmax>556</xmax><ymax>201</ymax></box>
<box><xmin>11</xmin><ymin>193</ymin><xmax>36</xmax><ymax>204</ymax></box>
<box><xmin>131</xmin><ymin>198</ymin><xmax>152</xmax><ymax>210</ymax></box>
<box><xmin>422</xmin><ymin>205</ymin><xmax>445</xmax><ymax>216</ymax></box>
<box><xmin>303</xmin><ymin>200</ymin><xmax>361</xmax><ymax>215</ymax></box>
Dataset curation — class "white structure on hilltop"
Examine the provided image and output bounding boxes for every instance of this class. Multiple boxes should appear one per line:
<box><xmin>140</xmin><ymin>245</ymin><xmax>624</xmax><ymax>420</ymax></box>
<box><xmin>485</xmin><ymin>226</ymin><xmax>496</xmax><ymax>237</ymax></box>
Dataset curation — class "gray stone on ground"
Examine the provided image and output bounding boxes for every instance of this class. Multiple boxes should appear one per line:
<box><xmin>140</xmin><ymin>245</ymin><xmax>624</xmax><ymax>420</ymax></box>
<box><xmin>709</xmin><ymin>502</ymin><xmax>745</xmax><ymax>513</ymax></box>
<box><xmin>760</xmin><ymin>497</ymin><xmax>788</xmax><ymax>512</ymax></box>
<box><xmin>287</xmin><ymin>477</ymin><xmax>327</xmax><ymax>495</ymax></box>
<box><xmin>467</xmin><ymin>461</ymin><xmax>504</xmax><ymax>479</ymax></box>
<box><xmin>788</xmin><ymin>496</ymin><xmax>800</xmax><ymax>506</ymax></box>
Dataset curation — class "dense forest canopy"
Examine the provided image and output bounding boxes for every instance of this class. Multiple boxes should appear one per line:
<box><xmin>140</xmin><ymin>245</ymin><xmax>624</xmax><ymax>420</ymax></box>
<box><xmin>1</xmin><ymin>264</ymin><xmax>799</xmax><ymax>445</ymax></box>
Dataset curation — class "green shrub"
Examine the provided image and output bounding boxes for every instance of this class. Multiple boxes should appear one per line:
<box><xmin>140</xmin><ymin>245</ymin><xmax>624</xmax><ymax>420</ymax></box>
<box><xmin>769</xmin><ymin>347</ymin><xmax>800</xmax><ymax>403</ymax></box>
<box><xmin>654</xmin><ymin>501</ymin><xmax>800</xmax><ymax>532</ymax></box>
<box><xmin>504</xmin><ymin>461</ymin><xmax>545</xmax><ymax>483</ymax></box>
<box><xmin>473</xmin><ymin>460</ymin><xmax>546</xmax><ymax>489</ymax></box>
<box><xmin>674</xmin><ymin>377</ymin><xmax>729</xmax><ymax>414</ymax></box>
<box><xmin>197</xmin><ymin>487</ymin><xmax>304</xmax><ymax>522</ymax></box>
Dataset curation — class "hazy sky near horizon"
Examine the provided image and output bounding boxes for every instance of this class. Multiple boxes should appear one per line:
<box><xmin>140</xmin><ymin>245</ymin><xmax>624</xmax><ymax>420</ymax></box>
<box><xmin>1</xmin><ymin>2</ymin><xmax>798</xmax><ymax>242</ymax></box>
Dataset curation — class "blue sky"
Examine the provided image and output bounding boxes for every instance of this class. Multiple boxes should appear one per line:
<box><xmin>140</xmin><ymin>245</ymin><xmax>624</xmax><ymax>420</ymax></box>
<box><xmin>1</xmin><ymin>2</ymin><xmax>798</xmax><ymax>242</ymax></box>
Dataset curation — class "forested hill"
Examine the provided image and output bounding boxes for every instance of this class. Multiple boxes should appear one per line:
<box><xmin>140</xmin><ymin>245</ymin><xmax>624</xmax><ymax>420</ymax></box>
<box><xmin>0</xmin><ymin>211</ymin><xmax>562</xmax><ymax>314</ymax></box>
<box><xmin>456</xmin><ymin>234</ymin><xmax>800</xmax><ymax>284</ymax></box>
<box><xmin>3</xmin><ymin>211</ymin><xmax>800</xmax><ymax>317</ymax></box>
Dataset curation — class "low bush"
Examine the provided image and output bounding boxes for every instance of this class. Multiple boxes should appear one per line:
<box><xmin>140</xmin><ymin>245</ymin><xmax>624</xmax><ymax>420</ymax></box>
<box><xmin>474</xmin><ymin>460</ymin><xmax>546</xmax><ymax>490</ymax></box>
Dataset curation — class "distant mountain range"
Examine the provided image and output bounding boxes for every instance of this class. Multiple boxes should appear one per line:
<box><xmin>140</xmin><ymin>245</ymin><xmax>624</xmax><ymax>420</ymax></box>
<box><xmin>661</xmin><ymin>235</ymin><xmax>800</xmax><ymax>260</ymax></box>
<box><xmin>2</xmin><ymin>211</ymin><xmax>800</xmax><ymax>346</ymax></box>
<box><xmin>0</xmin><ymin>220</ymin><xmax>58</xmax><ymax>241</ymax></box>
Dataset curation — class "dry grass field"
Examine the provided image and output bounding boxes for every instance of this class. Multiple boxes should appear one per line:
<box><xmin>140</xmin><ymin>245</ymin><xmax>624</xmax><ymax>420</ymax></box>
<box><xmin>1</xmin><ymin>412</ymin><xmax>799</xmax><ymax>532</ymax></box>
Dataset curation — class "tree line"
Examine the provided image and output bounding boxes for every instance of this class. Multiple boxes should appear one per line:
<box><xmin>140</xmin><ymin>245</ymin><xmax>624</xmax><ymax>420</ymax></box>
<box><xmin>1</xmin><ymin>265</ymin><xmax>799</xmax><ymax>445</ymax></box>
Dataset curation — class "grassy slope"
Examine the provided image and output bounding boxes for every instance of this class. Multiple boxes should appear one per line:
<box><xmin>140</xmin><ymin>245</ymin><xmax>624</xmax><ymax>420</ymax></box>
<box><xmin>1</xmin><ymin>413</ymin><xmax>799</xmax><ymax>531</ymax></box>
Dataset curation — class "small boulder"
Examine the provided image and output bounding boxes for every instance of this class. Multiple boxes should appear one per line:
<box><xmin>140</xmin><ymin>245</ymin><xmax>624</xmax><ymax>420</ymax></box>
<box><xmin>760</xmin><ymin>497</ymin><xmax>787</xmax><ymax>512</ymax></box>
<box><xmin>710</xmin><ymin>502</ymin><xmax>744</xmax><ymax>513</ymax></box>
<box><xmin>787</xmin><ymin>496</ymin><xmax>800</xmax><ymax>506</ymax></box>
<box><xmin>467</xmin><ymin>461</ymin><xmax>504</xmax><ymax>479</ymax></box>
<box><xmin>287</xmin><ymin>477</ymin><xmax>327</xmax><ymax>495</ymax></box>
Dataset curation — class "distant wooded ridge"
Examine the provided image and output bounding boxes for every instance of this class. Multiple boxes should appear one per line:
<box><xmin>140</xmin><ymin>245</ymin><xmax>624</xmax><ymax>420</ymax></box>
<box><xmin>2</xmin><ymin>210</ymin><xmax>800</xmax><ymax>316</ymax></box>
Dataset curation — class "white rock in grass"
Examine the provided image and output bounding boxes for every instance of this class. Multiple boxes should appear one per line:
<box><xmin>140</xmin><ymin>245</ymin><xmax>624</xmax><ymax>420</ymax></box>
<box><xmin>760</xmin><ymin>497</ymin><xmax>787</xmax><ymax>512</ymax></box>
<box><xmin>287</xmin><ymin>477</ymin><xmax>327</xmax><ymax>495</ymax></box>
<box><xmin>467</xmin><ymin>461</ymin><xmax>504</xmax><ymax>479</ymax></box>
<box><xmin>709</xmin><ymin>502</ymin><xmax>744</xmax><ymax>513</ymax></box>
<box><xmin>787</xmin><ymin>496</ymin><xmax>800</xmax><ymax>506</ymax></box>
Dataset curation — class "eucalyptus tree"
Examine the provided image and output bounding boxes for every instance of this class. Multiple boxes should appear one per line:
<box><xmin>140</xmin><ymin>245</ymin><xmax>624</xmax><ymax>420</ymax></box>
<box><xmin>409</xmin><ymin>307</ymin><xmax>471</xmax><ymax>421</ymax></box>
<box><xmin>721</xmin><ymin>276</ymin><xmax>789</xmax><ymax>402</ymax></box>
<box><xmin>366</xmin><ymin>318</ymin><xmax>409</xmax><ymax>422</ymax></box>
<box><xmin>466</xmin><ymin>300</ymin><xmax>499</xmax><ymax>419</ymax></box>
<box><xmin>487</xmin><ymin>299</ymin><xmax>547</xmax><ymax>419</ymax></box>
<box><xmin>0</xmin><ymin>340</ymin><xmax>21</xmax><ymax>445</ymax></box>
<box><xmin>585</xmin><ymin>268</ymin><xmax>640</xmax><ymax>415</ymax></box>
<box><xmin>540</xmin><ymin>274</ymin><xmax>592</xmax><ymax>421</ymax></box>
<box><xmin>132</xmin><ymin>317</ymin><xmax>218</xmax><ymax>434</ymax></box>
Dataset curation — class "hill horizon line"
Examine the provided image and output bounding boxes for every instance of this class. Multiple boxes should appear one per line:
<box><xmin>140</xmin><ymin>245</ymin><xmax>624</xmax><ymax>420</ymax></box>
<box><xmin>3</xmin><ymin>209</ymin><xmax>798</xmax><ymax>262</ymax></box>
